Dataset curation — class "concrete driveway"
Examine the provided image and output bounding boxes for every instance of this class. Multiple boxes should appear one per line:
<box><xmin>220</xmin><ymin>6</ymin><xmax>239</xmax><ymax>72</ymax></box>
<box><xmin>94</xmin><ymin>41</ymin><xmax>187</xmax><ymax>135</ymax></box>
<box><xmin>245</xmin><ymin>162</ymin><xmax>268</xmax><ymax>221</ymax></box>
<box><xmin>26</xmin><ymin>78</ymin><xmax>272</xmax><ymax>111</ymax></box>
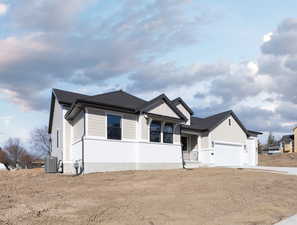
<box><xmin>223</xmin><ymin>166</ymin><xmax>297</xmax><ymax>175</ymax></box>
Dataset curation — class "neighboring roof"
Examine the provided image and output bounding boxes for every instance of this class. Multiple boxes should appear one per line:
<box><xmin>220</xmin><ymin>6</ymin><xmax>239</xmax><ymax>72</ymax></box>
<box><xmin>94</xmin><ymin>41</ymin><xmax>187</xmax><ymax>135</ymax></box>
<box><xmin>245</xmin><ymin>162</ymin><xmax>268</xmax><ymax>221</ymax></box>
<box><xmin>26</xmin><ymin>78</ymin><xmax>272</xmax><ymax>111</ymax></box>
<box><xmin>182</xmin><ymin>110</ymin><xmax>261</xmax><ymax>137</ymax></box>
<box><xmin>172</xmin><ymin>97</ymin><xmax>194</xmax><ymax>115</ymax></box>
<box><xmin>281</xmin><ymin>135</ymin><xmax>294</xmax><ymax>144</ymax></box>
<box><xmin>138</xmin><ymin>94</ymin><xmax>187</xmax><ymax>121</ymax></box>
<box><xmin>248</xmin><ymin>130</ymin><xmax>263</xmax><ymax>136</ymax></box>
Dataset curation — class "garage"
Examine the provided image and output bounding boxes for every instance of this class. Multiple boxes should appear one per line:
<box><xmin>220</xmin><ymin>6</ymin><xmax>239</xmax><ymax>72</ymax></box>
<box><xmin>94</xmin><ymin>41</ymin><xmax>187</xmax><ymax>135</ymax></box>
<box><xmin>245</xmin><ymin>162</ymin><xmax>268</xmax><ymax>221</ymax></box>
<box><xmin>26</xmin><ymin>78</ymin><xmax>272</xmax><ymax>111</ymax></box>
<box><xmin>214</xmin><ymin>143</ymin><xmax>243</xmax><ymax>166</ymax></box>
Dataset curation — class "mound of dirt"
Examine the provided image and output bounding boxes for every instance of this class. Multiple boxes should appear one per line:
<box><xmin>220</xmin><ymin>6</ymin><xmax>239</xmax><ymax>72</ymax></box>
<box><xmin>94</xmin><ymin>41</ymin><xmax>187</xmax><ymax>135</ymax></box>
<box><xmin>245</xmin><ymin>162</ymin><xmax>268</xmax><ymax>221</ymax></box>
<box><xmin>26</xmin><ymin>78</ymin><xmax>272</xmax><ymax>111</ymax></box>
<box><xmin>259</xmin><ymin>152</ymin><xmax>297</xmax><ymax>167</ymax></box>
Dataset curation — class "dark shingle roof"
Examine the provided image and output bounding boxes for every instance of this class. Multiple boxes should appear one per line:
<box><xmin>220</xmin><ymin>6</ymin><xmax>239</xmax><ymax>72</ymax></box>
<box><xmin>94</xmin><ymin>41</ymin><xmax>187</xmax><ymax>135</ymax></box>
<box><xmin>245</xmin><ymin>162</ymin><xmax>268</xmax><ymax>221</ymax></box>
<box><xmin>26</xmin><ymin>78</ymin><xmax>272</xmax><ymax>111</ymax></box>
<box><xmin>187</xmin><ymin>110</ymin><xmax>233</xmax><ymax>131</ymax></box>
<box><xmin>281</xmin><ymin>135</ymin><xmax>294</xmax><ymax>143</ymax></box>
<box><xmin>53</xmin><ymin>88</ymin><xmax>89</xmax><ymax>105</ymax></box>
<box><xmin>182</xmin><ymin>110</ymin><xmax>256</xmax><ymax>137</ymax></box>
<box><xmin>81</xmin><ymin>90</ymin><xmax>147</xmax><ymax>110</ymax></box>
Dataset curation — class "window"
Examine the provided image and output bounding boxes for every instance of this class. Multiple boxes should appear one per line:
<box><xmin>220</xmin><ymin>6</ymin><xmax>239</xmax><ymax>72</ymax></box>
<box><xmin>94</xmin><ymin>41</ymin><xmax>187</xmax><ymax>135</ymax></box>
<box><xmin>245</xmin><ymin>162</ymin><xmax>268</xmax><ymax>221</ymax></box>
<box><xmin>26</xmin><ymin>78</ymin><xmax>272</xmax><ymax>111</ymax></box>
<box><xmin>163</xmin><ymin>123</ymin><xmax>173</xmax><ymax>143</ymax></box>
<box><xmin>107</xmin><ymin>114</ymin><xmax>122</xmax><ymax>140</ymax></box>
<box><xmin>56</xmin><ymin>130</ymin><xmax>59</xmax><ymax>148</ymax></box>
<box><xmin>150</xmin><ymin>120</ymin><xmax>161</xmax><ymax>142</ymax></box>
<box><xmin>228</xmin><ymin>118</ymin><xmax>231</xmax><ymax>126</ymax></box>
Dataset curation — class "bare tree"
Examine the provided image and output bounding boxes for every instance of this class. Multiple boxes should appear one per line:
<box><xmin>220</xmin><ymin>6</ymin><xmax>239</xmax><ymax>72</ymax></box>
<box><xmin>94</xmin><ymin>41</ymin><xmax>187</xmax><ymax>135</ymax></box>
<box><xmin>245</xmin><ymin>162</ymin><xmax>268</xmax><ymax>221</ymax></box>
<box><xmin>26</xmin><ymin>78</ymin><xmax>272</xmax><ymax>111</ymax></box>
<box><xmin>30</xmin><ymin>126</ymin><xmax>51</xmax><ymax>159</ymax></box>
<box><xmin>4</xmin><ymin>138</ymin><xmax>26</xmax><ymax>168</ymax></box>
<box><xmin>0</xmin><ymin>148</ymin><xmax>11</xmax><ymax>170</ymax></box>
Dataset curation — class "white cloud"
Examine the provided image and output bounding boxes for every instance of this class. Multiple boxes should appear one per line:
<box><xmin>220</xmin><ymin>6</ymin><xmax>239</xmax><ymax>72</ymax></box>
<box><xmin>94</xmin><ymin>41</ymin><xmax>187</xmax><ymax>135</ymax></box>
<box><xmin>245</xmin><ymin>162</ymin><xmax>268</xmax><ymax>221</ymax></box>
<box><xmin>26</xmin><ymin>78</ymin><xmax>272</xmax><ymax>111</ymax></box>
<box><xmin>0</xmin><ymin>115</ymin><xmax>13</xmax><ymax>126</ymax></box>
<box><xmin>0</xmin><ymin>3</ymin><xmax>8</xmax><ymax>15</ymax></box>
<box><xmin>263</xmin><ymin>32</ymin><xmax>273</xmax><ymax>42</ymax></box>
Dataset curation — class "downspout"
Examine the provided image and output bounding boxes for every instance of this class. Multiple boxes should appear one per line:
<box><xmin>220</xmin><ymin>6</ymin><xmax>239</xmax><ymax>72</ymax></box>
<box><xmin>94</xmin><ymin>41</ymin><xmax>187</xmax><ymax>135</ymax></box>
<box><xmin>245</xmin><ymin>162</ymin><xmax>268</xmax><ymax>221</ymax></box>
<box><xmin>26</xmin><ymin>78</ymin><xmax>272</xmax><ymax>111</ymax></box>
<box><xmin>76</xmin><ymin>107</ymin><xmax>86</xmax><ymax>176</ymax></box>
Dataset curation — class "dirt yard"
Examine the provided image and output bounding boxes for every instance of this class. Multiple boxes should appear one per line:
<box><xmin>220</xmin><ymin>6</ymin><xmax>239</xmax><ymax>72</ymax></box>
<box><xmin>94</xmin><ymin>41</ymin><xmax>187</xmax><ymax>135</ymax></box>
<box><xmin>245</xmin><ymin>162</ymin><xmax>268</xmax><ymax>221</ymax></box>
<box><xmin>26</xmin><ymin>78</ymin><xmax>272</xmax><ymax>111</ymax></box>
<box><xmin>1</xmin><ymin>168</ymin><xmax>297</xmax><ymax>225</ymax></box>
<box><xmin>259</xmin><ymin>152</ymin><xmax>297</xmax><ymax>167</ymax></box>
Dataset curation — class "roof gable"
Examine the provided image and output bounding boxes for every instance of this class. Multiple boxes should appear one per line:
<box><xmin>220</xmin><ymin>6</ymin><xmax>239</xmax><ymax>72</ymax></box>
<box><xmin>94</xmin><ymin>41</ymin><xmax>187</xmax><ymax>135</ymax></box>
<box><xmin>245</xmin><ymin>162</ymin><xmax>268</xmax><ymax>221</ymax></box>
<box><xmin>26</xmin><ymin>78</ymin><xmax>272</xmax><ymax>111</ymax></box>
<box><xmin>183</xmin><ymin>110</ymin><xmax>255</xmax><ymax>137</ymax></box>
<box><xmin>172</xmin><ymin>97</ymin><xmax>194</xmax><ymax>115</ymax></box>
<box><xmin>148</xmin><ymin>102</ymin><xmax>180</xmax><ymax>119</ymax></box>
<box><xmin>138</xmin><ymin>94</ymin><xmax>187</xmax><ymax>121</ymax></box>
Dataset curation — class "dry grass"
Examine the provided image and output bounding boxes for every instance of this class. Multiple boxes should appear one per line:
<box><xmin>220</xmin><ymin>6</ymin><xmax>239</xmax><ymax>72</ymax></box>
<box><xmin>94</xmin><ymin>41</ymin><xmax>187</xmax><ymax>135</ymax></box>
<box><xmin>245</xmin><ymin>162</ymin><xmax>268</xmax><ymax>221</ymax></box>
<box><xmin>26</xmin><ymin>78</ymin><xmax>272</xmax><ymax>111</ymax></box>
<box><xmin>259</xmin><ymin>152</ymin><xmax>297</xmax><ymax>167</ymax></box>
<box><xmin>1</xmin><ymin>168</ymin><xmax>297</xmax><ymax>225</ymax></box>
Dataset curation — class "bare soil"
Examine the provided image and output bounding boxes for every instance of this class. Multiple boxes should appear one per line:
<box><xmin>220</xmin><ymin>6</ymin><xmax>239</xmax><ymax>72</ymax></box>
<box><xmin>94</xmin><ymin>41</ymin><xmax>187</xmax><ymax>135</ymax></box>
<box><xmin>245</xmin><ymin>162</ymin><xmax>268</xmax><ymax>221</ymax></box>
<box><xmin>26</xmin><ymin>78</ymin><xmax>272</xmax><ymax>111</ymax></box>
<box><xmin>259</xmin><ymin>152</ymin><xmax>297</xmax><ymax>167</ymax></box>
<box><xmin>1</xmin><ymin>168</ymin><xmax>297</xmax><ymax>225</ymax></box>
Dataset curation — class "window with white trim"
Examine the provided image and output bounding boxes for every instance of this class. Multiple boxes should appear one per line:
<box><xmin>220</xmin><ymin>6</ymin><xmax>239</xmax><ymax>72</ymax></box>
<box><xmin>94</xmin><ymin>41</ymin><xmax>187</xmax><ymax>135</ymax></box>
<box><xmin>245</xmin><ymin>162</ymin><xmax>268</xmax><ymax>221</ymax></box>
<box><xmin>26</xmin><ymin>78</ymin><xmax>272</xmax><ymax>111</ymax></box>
<box><xmin>163</xmin><ymin>123</ymin><xmax>173</xmax><ymax>143</ymax></box>
<box><xmin>150</xmin><ymin>120</ymin><xmax>161</xmax><ymax>142</ymax></box>
<box><xmin>107</xmin><ymin>114</ymin><xmax>122</xmax><ymax>140</ymax></box>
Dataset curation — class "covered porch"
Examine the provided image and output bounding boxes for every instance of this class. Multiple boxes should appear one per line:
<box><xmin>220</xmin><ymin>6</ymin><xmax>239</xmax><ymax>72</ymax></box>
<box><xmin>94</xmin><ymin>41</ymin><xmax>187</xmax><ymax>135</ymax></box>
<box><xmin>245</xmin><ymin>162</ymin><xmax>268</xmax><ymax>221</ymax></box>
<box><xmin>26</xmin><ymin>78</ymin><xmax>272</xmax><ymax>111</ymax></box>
<box><xmin>180</xmin><ymin>128</ymin><xmax>214</xmax><ymax>168</ymax></box>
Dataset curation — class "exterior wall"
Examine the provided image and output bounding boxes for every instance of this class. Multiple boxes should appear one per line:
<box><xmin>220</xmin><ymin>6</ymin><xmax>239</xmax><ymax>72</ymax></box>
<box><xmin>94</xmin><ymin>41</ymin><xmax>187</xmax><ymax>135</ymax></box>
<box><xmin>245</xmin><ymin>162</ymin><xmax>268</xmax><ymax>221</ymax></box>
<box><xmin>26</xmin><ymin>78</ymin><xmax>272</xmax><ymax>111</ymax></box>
<box><xmin>63</xmin><ymin>107</ymin><xmax>73</xmax><ymax>174</ymax></box>
<box><xmin>176</xmin><ymin>103</ymin><xmax>191</xmax><ymax>125</ymax></box>
<box><xmin>283</xmin><ymin>142</ymin><xmax>293</xmax><ymax>153</ymax></box>
<box><xmin>80</xmin><ymin>138</ymin><xmax>182</xmax><ymax>173</ymax></box>
<box><xmin>201</xmin><ymin>135</ymin><xmax>209</xmax><ymax>149</ymax></box>
<box><xmin>211</xmin><ymin>116</ymin><xmax>247</xmax><ymax>144</ymax></box>
<box><xmin>149</xmin><ymin>102</ymin><xmax>179</xmax><ymax>119</ymax></box>
<box><xmin>87</xmin><ymin>107</ymin><xmax>137</xmax><ymax>140</ymax></box>
<box><xmin>136</xmin><ymin>142</ymin><xmax>182</xmax><ymax>170</ymax></box>
<box><xmin>72</xmin><ymin>111</ymin><xmax>84</xmax><ymax>143</ymax></box>
<box><xmin>88</xmin><ymin>108</ymin><xmax>106</xmax><ymax>137</ymax></box>
<box><xmin>122</xmin><ymin>114</ymin><xmax>137</xmax><ymax>140</ymax></box>
<box><xmin>247</xmin><ymin>137</ymin><xmax>258</xmax><ymax>166</ymax></box>
<box><xmin>140</xmin><ymin>115</ymin><xmax>149</xmax><ymax>141</ymax></box>
<box><xmin>51</xmin><ymin>99</ymin><xmax>63</xmax><ymax>161</ymax></box>
<box><xmin>173</xmin><ymin>125</ymin><xmax>181</xmax><ymax>144</ymax></box>
<box><xmin>294</xmin><ymin>128</ymin><xmax>297</xmax><ymax>152</ymax></box>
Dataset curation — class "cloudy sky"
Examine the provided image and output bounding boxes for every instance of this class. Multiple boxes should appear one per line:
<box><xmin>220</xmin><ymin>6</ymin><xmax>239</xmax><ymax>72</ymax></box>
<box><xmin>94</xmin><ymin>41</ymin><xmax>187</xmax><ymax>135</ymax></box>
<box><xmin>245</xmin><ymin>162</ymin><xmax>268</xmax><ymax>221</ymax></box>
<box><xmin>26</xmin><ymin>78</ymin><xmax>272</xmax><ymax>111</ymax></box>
<box><xmin>0</xmin><ymin>0</ymin><xmax>297</xmax><ymax>145</ymax></box>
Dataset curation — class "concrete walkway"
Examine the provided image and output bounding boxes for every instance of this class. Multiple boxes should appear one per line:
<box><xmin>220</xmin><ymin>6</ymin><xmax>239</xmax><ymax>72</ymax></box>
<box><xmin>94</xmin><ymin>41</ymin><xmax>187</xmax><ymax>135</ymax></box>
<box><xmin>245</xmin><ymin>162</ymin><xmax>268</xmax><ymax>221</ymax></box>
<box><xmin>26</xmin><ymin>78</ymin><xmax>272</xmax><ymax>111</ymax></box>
<box><xmin>224</xmin><ymin>166</ymin><xmax>297</xmax><ymax>175</ymax></box>
<box><xmin>247</xmin><ymin>166</ymin><xmax>297</xmax><ymax>175</ymax></box>
<box><xmin>274</xmin><ymin>215</ymin><xmax>297</xmax><ymax>225</ymax></box>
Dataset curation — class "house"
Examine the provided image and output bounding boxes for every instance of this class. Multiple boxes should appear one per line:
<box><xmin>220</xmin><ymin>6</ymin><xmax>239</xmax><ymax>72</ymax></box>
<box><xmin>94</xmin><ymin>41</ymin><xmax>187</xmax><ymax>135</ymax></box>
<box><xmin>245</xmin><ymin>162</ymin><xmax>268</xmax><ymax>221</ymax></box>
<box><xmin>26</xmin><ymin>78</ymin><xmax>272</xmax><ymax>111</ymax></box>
<box><xmin>48</xmin><ymin>89</ymin><xmax>262</xmax><ymax>174</ymax></box>
<box><xmin>279</xmin><ymin>135</ymin><xmax>294</xmax><ymax>153</ymax></box>
<box><xmin>262</xmin><ymin>145</ymin><xmax>282</xmax><ymax>154</ymax></box>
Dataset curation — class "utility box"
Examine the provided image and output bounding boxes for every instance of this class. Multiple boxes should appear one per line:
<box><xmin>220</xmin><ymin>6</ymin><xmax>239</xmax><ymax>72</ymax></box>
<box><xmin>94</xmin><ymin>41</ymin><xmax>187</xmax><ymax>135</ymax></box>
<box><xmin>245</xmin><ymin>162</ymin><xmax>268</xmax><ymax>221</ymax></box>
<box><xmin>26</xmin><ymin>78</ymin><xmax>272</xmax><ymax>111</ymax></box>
<box><xmin>45</xmin><ymin>156</ymin><xmax>58</xmax><ymax>173</ymax></box>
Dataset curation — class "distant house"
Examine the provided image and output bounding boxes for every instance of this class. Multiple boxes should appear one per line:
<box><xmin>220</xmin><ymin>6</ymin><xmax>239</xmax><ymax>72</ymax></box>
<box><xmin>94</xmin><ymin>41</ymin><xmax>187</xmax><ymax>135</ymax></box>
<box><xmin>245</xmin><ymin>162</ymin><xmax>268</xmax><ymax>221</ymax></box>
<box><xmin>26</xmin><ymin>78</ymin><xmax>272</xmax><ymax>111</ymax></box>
<box><xmin>48</xmin><ymin>89</ymin><xmax>262</xmax><ymax>174</ymax></box>
<box><xmin>279</xmin><ymin>135</ymin><xmax>294</xmax><ymax>153</ymax></box>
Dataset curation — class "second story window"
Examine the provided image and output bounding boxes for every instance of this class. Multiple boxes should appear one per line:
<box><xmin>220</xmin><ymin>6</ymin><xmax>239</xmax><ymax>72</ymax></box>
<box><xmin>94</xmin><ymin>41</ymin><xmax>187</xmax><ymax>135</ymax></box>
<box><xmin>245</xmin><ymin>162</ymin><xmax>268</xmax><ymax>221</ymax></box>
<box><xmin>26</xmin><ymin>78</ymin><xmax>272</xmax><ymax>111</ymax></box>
<box><xmin>163</xmin><ymin>123</ymin><xmax>173</xmax><ymax>143</ymax></box>
<box><xmin>107</xmin><ymin>114</ymin><xmax>121</xmax><ymax>140</ymax></box>
<box><xmin>150</xmin><ymin>120</ymin><xmax>161</xmax><ymax>142</ymax></box>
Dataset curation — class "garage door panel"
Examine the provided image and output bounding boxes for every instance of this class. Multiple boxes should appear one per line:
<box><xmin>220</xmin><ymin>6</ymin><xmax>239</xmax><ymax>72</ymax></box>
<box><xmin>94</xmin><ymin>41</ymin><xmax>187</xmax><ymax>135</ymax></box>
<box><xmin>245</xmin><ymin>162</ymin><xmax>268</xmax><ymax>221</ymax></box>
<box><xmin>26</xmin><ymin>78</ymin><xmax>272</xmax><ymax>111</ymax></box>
<box><xmin>214</xmin><ymin>143</ymin><xmax>242</xmax><ymax>166</ymax></box>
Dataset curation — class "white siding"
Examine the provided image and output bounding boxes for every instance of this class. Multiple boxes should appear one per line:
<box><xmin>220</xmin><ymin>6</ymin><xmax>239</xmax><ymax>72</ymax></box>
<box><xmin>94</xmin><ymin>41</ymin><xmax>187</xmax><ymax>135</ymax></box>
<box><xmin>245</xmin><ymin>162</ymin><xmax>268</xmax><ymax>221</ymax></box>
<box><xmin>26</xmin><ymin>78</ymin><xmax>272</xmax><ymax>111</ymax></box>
<box><xmin>211</xmin><ymin>115</ymin><xmax>247</xmax><ymax>144</ymax></box>
<box><xmin>123</xmin><ymin>114</ymin><xmax>137</xmax><ymax>140</ymax></box>
<box><xmin>173</xmin><ymin>125</ymin><xmax>181</xmax><ymax>144</ymax></box>
<box><xmin>149</xmin><ymin>102</ymin><xmax>179</xmax><ymax>118</ymax></box>
<box><xmin>141</xmin><ymin>115</ymin><xmax>149</xmax><ymax>140</ymax></box>
<box><xmin>64</xmin><ymin>116</ymin><xmax>72</xmax><ymax>161</ymax></box>
<box><xmin>51</xmin><ymin>99</ymin><xmax>63</xmax><ymax>161</ymax></box>
<box><xmin>176</xmin><ymin>103</ymin><xmax>191</xmax><ymax>125</ymax></box>
<box><xmin>72</xmin><ymin>111</ymin><xmax>84</xmax><ymax>142</ymax></box>
<box><xmin>88</xmin><ymin>108</ymin><xmax>106</xmax><ymax>137</ymax></box>
<box><xmin>201</xmin><ymin>135</ymin><xmax>209</xmax><ymax>149</ymax></box>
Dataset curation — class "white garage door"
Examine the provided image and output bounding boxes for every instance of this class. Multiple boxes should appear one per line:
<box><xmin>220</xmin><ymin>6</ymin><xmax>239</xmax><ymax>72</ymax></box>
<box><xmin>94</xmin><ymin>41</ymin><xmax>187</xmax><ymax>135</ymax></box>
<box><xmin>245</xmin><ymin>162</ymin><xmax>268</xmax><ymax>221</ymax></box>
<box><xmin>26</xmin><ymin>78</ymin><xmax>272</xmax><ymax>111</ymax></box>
<box><xmin>214</xmin><ymin>143</ymin><xmax>242</xmax><ymax>166</ymax></box>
